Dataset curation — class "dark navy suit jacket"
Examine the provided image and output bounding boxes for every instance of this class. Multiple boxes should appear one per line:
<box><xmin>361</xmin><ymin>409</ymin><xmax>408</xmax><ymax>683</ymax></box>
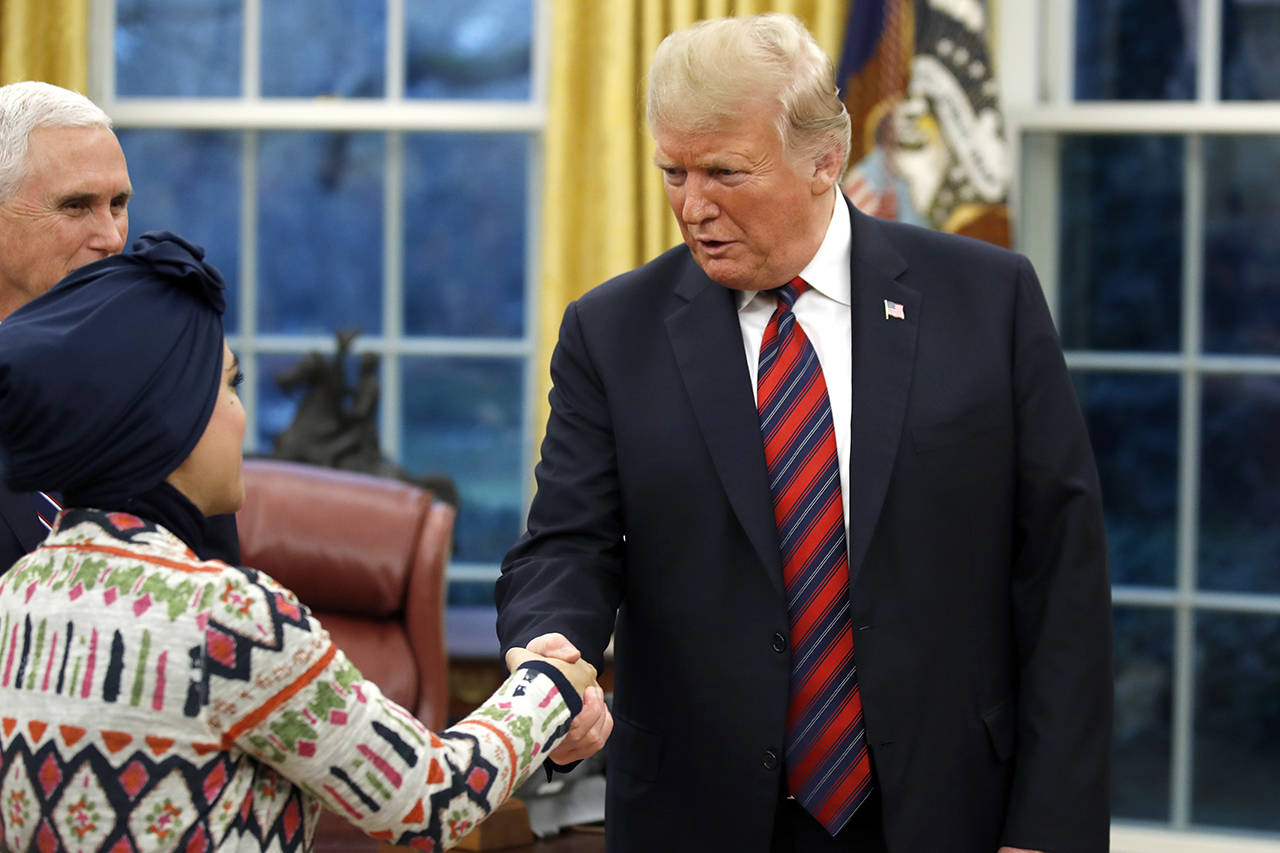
<box><xmin>0</xmin><ymin>486</ymin><xmax>50</xmax><ymax>571</ymax></box>
<box><xmin>497</xmin><ymin>201</ymin><xmax>1112</xmax><ymax>853</ymax></box>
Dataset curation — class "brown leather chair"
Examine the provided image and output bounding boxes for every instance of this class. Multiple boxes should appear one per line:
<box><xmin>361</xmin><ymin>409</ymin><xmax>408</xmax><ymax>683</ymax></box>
<box><xmin>236</xmin><ymin>459</ymin><xmax>457</xmax><ymax>847</ymax></box>
<box><xmin>236</xmin><ymin>458</ymin><xmax>455</xmax><ymax>731</ymax></box>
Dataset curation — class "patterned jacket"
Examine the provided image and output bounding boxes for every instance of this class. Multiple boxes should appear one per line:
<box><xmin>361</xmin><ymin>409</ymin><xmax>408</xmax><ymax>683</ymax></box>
<box><xmin>0</xmin><ymin>509</ymin><xmax>577</xmax><ymax>851</ymax></box>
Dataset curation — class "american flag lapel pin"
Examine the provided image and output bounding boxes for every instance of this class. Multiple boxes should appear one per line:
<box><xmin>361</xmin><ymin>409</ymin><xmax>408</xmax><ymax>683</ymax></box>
<box><xmin>884</xmin><ymin>299</ymin><xmax>905</xmax><ymax>320</ymax></box>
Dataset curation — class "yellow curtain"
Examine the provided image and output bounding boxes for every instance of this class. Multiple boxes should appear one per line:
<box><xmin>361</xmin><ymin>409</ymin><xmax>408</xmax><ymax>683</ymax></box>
<box><xmin>0</xmin><ymin>0</ymin><xmax>89</xmax><ymax>90</ymax></box>
<box><xmin>537</xmin><ymin>0</ymin><xmax>849</xmax><ymax>444</ymax></box>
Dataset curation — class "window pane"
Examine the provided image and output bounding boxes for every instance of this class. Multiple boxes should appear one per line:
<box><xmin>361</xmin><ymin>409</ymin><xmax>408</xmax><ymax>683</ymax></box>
<box><xmin>257</xmin><ymin>132</ymin><xmax>384</xmax><ymax>335</ymax></box>
<box><xmin>1073</xmin><ymin>372</ymin><xmax>1178</xmax><ymax>587</ymax></box>
<box><xmin>116</xmin><ymin>0</ymin><xmax>240</xmax><ymax>97</ymax></box>
<box><xmin>261</xmin><ymin>0</ymin><xmax>385</xmax><ymax>98</ymax></box>
<box><xmin>1074</xmin><ymin>0</ymin><xmax>1196</xmax><ymax>100</ymax></box>
<box><xmin>403</xmin><ymin>134</ymin><xmax>528</xmax><ymax>337</ymax></box>
<box><xmin>254</xmin><ymin>351</ymin><xmax>310</xmax><ymax>455</ymax></box>
<box><xmin>448</xmin><ymin>581</ymin><xmax>497</xmax><ymax>608</ymax></box>
<box><xmin>406</xmin><ymin>0</ymin><xmax>533</xmax><ymax>100</ymax></box>
<box><xmin>1199</xmin><ymin>375</ymin><xmax>1280</xmax><ymax>594</ymax></box>
<box><xmin>1113</xmin><ymin>606</ymin><xmax>1173</xmax><ymax>821</ymax></box>
<box><xmin>1058</xmin><ymin>135</ymin><xmax>1184</xmax><ymax>351</ymax></box>
<box><xmin>1194</xmin><ymin>611</ymin><xmax>1280</xmax><ymax>831</ymax></box>
<box><xmin>1203</xmin><ymin>136</ymin><xmax>1280</xmax><ymax>356</ymax></box>
<box><xmin>1221</xmin><ymin>0</ymin><xmax>1280</xmax><ymax>99</ymax></box>
<box><xmin>116</xmin><ymin>129</ymin><xmax>242</xmax><ymax>334</ymax></box>
<box><xmin>401</xmin><ymin>357</ymin><xmax>523</xmax><ymax>564</ymax></box>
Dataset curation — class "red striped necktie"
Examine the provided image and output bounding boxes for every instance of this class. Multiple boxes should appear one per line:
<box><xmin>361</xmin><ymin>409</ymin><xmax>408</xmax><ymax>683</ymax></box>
<box><xmin>757</xmin><ymin>278</ymin><xmax>872</xmax><ymax>834</ymax></box>
<box><xmin>35</xmin><ymin>491</ymin><xmax>61</xmax><ymax>531</ymax></box>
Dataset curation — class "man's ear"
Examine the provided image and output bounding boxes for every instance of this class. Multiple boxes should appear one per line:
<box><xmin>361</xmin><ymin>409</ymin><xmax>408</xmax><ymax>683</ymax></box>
<box><xmin>810</xmin><ymin>145</ymin><xmax>844</xmax><ymax>195</ymax></box>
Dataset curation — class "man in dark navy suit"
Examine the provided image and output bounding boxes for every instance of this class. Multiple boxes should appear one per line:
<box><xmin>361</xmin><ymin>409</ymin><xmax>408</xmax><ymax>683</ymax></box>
<box><xmin>497</xmin><ymin>14</ymin><xmax>1111</xmax><ymax>853</ymax></box>
<box><xmin>0</xmin><ymin>81</ymin><xmax>239</xmax><ymax>571</ymax></box>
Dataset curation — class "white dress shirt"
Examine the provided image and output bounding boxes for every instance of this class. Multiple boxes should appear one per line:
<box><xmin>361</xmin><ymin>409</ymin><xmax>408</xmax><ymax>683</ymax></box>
<box><xmin>737</xmin><ymin>191</ymin><xmax>853</xmax><ymax>533</ymax></box>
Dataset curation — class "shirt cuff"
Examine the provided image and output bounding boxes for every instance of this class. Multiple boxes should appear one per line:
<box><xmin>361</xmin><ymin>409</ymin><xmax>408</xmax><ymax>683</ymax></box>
<box><xmin>516</xmin><ymin>660</ymin><xmax>583</xmax><ymax>718</ymax></box>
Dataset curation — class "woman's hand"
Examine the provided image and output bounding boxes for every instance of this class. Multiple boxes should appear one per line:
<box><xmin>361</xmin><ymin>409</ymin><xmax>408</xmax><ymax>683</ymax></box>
<box><xmin>506</xmin><ymin>633</ymin><xmax>614</xmax><ymax>763</ymax></box>
<box><xmin>506</xmin><ymin>645</ymin><xmax>598</xmax><ymax>698</ymax></box>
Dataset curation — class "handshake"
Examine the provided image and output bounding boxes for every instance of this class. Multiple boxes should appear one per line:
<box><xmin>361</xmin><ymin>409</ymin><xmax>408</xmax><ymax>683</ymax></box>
<box><xmin>506</xmin><ymin>632</ymin><xmax>614</xmax><ymax>763</ymax></box>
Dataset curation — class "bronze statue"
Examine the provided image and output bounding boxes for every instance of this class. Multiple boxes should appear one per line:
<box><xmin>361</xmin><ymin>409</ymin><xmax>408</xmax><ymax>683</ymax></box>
<box><xmin>271</xmin><ymin>330</ymin><xmax>459</xmax><ymax>506</ymax></box>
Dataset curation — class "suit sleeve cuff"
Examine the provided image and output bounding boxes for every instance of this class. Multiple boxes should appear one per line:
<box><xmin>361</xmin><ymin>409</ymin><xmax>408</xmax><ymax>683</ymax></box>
<box><xmin>544</xmin><ymin>757</ymin><xmax>583</xmax><ymax>779</ymax></box>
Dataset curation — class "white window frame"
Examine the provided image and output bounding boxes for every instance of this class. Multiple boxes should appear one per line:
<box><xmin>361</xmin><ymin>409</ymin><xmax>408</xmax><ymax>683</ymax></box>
<box><xmin>1001</xmin><ymin>2</ymin><xmax>1280</xmax><ymax>849</ymax></box>
<box><xmin>88</xmin><ymin>0</ymin><xmax>552</xmax><ymax>583</ymax></box>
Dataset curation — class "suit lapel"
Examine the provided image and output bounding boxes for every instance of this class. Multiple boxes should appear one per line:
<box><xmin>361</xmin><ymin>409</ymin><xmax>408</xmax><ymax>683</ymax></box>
<box><xmin>846</xmin><ymin>207</ymin><xmax>919</xmax><ymax>591</ymax></box>
<box><xmin>661</xmin><ymin>205</ymin><xmax>921</xmax><ymax>598</ymax></box>
<box><xmin>666</xmin><ymin>263</ymin><xmax>784</xmax><ymax>594</ymax></box>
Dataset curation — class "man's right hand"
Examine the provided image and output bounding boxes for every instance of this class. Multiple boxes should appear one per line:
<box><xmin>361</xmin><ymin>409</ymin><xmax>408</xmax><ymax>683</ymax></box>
<box><xmin>508</xmin><ymin>632</ymin><xmax>614</xmax><ymax>764</ymax></box>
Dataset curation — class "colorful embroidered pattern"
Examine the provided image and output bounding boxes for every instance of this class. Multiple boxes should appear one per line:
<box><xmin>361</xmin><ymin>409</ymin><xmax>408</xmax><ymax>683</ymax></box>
<box><xmin>0</xmin><ymin>509</ymin><xmax>574</xmax><ymax>851</ymax></box>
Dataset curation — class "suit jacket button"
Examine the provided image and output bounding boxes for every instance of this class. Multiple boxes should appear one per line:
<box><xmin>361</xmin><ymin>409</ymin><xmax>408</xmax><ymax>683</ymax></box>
<box><xmin>762</xmin><ymin>748</ymin><xmax>779</xmax><ymax>771</ymax></box>
<box><xmin>771</xmin><ymin>632</ymin><xmax>787</xmax><ymax>653</ymax></box>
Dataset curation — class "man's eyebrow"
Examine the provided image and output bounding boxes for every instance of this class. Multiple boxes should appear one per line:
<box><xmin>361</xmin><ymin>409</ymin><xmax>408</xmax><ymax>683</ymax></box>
<box><xmin>53</xmin><ymin>188</ymin><xmax>133</xmax><ymax>206</ymax></box>
<box><xmin>53</xmin><ymin>191</ymin><xmax>97</xmax><ymax>207</ymax></box>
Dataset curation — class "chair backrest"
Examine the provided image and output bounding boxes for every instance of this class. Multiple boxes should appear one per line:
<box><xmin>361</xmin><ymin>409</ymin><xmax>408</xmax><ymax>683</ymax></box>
<box><xmin>236</xmin><ymin>458</ymin><xmax>453</xmax><ymax>729</ymax></box>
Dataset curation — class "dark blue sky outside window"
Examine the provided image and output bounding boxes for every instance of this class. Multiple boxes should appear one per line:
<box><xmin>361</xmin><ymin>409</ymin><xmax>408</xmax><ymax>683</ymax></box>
<box><xmin>1065</xmin><ymin>3</ymin><xmax>1280</xmax><ymax>832</ymax></box>
<box><xmin>1058</xmin><ymin>135</ymin><xmax>1184</xmax><ymax>353</ymax></box>
<box><xmin>261</xmin><ymin>0</ymin><xmax>386</xmax><ymax>98</ymax></box>
<box><xmin>1193</xmin><ymin>611</ymin><xmax>1280</xmax><ymax>830</ymax></box>
<box><xmin>1075</xmin><ymin>0</ymin><xmax>1196</xmax><ymax>100</ymax></box>
<box><xmin>256</xmin><ymin>131</ymin><xmax>385</xmax><ymax>335</ymax></box>
<box><xmin>1221</xmin><ymin>0</ymin><xmax>1280</xmax><ymax>100</ymax></box>
<box><xmin>116</xmin><ymin>0</ymin><xmax>534</xmax><ymax>102</ymax></box>
<box><xmin>116</xmin><ymin>0</ymin><xmax>241</xmax><ymax>96</ymax></box>
<box><xmin>1203</xmin><ymin>136</ymin><xmax>1280</xmax><ymax>356</ymax></box>
<box><xmin>108</xmin><ymin>2</ymin><xmax>539</xmax><ymax>603</ymax></box>
<box><xmin>400</xmin><ymin>356</ymin><xmax>524</xmax><ymax>566</ymax></box>
<box><xmin>1074</xmin><ymin>372</ymin><xmax>1178</xmax><ymax>588</ymax></box>
<box><xmin>403</xmin><ymin>133</ymin><xmax>529</xmax><ymax>338</ymax></box>
<box><xmin>1112</xmin><ymin>606</ymin><xmax>1173</xmax><ymax>822</ymax></box>
<box><xmin>406</xmin><ymin>0</ymin><xmax>532</xmax><ymax>100</ymax></box>
<box><xmin>116</xmin><ymin>129</ymin><xmax>242</xmax><ymax>334</ymax></box>
<box><xmin>1198</xmin><ymin>375</ymin><xmax>1280</xmax><ymax>596</ymax></box>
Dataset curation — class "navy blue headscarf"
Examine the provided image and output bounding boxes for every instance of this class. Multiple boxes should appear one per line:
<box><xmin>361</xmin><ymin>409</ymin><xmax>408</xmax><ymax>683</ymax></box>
<box><xmin>0</xmin><ymin>231</ymin><xmax>227</xmax><ymax>507</ymax></box>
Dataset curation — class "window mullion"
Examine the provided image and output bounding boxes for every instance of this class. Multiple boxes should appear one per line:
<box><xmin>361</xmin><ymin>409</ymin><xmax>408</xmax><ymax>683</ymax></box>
<box><xmin>382</xmin><ymin>131</ymin><xmax>404</xmax><ymax>461</ymax></box>
<box><xmin>521</xmin><ymin>129</ymin><xmax>543</xmax><ymax>521</ymax></box>
<box><xmin>89</xmin><ymin>0</ymin><xmax>117</xmax><ymax>104</ymax></box>
<box><xmin>519</xmin><ymin>0</ymin><xmax>553</xmax><ymax>524</ymax></box>
<box><xmin>531</xmin><ymin>0</ymin><xmax>551</xmax><ymax>107</ymax></box>
<box><xmin>1198</xmin><ymin>0</ymin><xmax>1222</xmax><ymax>103</ymax></box>
<box><xmin>239</xmin><ymin>130</ymin><xmax>261</xmax><ymax>452</ymax></box>
<box><xmin>1170</xmin><ymin>131</ymin><xmax>1206</xmax><ymax>830</ymax></box>
<box><xmin>386</xmin><ymin>0</ymin><xmax>405</xmax><ymax>100</ymax></box>
<box><xmin>242</xmin><ymin>0</ymin><xmax>262</xmax><ymax>99</ymax></box>
<box><xmin>1015</xmin><ymin>131</ymin><xmax>1062</xmax><ymax>326</ymax></box>
<box><xmin>1045</xmin><ymin>0</ymin><xmax>1077</xmax><ymax>104</ymax></box>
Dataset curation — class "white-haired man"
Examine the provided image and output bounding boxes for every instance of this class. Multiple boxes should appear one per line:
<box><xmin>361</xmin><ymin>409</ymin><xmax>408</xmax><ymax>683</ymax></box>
<box><xmin>0</xmin><ymin>81</ymin><xmax>240</xmax><ymax>570</ymax></box>
<box><xmin>497</xmin><ymin>14</ymin><xmax>1111</xmax><ymax>853</ymax></box>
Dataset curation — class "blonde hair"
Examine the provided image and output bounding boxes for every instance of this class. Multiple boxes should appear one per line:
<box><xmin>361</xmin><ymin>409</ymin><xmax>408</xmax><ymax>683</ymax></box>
<box><xmin>646</xmin><ymin>14</ymin><xmax>851</xmax><ymax>174</ymax></box>
<box><xmin>0</xmin><ymin>82</ymin><xmax>112</xmax><ymax>202</ymax></box>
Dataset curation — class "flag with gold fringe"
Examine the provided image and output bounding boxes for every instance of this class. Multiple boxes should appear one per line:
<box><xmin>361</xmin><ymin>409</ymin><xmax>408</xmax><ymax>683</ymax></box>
<box><xmin>838</xmin><ymin>0</ymin><xmax>1011</xmax><ymax>247</ymax></box>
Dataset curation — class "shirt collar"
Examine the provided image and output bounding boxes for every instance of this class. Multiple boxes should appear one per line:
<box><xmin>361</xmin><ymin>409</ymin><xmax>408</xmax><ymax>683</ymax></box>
<box><xmin>737</xmin><ymin>190</ymin><xmax>852</xmax><ymax>312</ymax></box>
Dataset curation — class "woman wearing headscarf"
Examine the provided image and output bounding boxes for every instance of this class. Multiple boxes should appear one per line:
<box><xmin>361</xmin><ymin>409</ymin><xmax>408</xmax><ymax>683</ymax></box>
<box><xmin>0</xmin><ymin>232</ymin><xmax>601</xmax><ymax>851</ymax></box>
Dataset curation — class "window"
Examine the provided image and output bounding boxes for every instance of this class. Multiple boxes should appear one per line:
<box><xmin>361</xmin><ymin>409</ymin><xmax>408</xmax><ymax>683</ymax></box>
<box><xmin>91</xmin><ymin>0</ymin><xmax>546</xmax><ymax>600</ymax></box>
<box><xmin>1005</xmin><ymin>0</ymin><xmax>1280</xmax><ymax>838</ymax></box>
